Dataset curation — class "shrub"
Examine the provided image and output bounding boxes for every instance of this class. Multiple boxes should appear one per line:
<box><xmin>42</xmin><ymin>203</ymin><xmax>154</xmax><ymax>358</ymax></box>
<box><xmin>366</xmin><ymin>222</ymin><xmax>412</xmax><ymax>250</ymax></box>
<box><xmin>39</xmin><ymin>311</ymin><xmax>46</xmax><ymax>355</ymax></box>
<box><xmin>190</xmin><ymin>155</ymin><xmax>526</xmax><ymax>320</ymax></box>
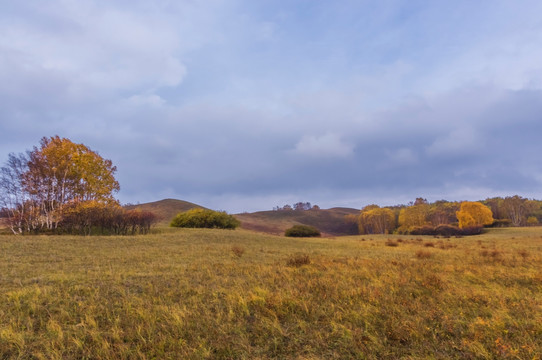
<box><xmin>170</xmin><ymin>209</ymin><xmax>240</xmax><ymax>229</ymax></box>
<box><xmin>489</xmin><ymin>219</ymin><xmax>512</xmax><ymax>228</ymax></box>
<box><xmin>284</xmin><ymin>225</ymin><xmax>321</xmax><ymax>237</ymax></box>
<box><xmin>408</xmin><ymin>224</ymin><xmax>483</xmax><ymax>236</ymax></box>
<box><xmin>60</xmin><ymin>201</ymin><xmax>158</xmax><ymax>235</ymax></box>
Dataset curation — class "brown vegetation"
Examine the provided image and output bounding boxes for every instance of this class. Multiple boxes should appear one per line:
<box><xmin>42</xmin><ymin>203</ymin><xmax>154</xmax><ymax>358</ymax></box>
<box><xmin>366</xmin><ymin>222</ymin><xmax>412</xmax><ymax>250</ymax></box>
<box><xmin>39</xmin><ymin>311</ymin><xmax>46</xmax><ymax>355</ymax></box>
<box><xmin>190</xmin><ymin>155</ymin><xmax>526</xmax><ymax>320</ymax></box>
<box><xmin>0</xmin><ymin>227</ymin><xmax>540</xmax><ymax>358</ymax></box>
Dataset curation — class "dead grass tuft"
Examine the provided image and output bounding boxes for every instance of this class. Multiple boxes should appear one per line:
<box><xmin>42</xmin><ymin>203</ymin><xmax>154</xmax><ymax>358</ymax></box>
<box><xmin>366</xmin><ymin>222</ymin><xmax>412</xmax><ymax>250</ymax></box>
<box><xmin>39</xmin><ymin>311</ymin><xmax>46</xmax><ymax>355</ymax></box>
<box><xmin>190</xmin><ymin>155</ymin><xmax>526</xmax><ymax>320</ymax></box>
<box><xmin>231</xmin><ymin>245</ymin><xmax>245</xmax><ymax>258</ymax></box>
<box><xmin>415</xmin><ymin>250</ymin><xmax>433</xmax><ymax>259</ymax></box>
<box><xmin>385</xmin><ymin>239</ymin><xmax>399</xmax><ymax>247</ymax></box>
<box><xmin>286</xmin><ymin>253</ymin><xmax>311</xmax><ymax>267</ymax></box>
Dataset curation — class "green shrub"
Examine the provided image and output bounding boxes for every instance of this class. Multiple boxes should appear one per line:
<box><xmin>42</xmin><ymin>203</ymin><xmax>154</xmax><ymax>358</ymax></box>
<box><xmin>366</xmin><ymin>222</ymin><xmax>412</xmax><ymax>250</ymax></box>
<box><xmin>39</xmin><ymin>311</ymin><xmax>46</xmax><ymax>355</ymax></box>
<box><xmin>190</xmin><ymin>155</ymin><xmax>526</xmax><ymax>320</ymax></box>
<box><xmin>170</xmin><ymin>209</ymin><xmax>240</xmax><ymax>229</ymax></box>
<box><xmin>285</xmin><ymin>224</ymin><xmax>321</xmax><ymax>237</ymax></box>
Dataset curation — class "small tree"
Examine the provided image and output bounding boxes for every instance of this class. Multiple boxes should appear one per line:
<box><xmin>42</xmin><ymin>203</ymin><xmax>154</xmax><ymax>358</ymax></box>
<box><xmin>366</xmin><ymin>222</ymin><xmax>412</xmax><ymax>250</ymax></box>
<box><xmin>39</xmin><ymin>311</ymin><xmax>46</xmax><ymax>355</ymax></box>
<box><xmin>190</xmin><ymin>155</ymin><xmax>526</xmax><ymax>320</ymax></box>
<box><xmin>526</xmin><ymin>216</ymin><xmax>539</xmax><ymax>226</ymax></box>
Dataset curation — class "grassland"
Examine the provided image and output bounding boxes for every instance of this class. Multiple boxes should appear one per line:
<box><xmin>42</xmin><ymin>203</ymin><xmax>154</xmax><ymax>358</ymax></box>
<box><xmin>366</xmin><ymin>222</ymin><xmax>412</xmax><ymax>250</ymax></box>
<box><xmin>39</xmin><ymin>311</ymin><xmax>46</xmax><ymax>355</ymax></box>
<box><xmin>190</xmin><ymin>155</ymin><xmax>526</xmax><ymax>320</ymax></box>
<box><xmin>0</xmin><ymin>227</ymin><xmax>541</xmax><ymax>359</ymax></box>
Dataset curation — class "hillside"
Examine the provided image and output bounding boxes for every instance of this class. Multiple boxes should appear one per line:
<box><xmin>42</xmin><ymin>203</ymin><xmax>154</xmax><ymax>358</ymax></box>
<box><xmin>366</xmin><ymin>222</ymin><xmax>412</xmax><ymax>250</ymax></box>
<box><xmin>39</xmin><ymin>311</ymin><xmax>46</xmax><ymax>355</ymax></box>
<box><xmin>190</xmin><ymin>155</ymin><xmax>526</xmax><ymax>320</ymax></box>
<box><xmin>235</xmin><ymin>207</ymin><xmax>360</xmax><ymax>236</ymax></box>
<box><xmin>125</xmin><ymin>198</ymin><xmax>205</xmax><ymax>224</ymax></box>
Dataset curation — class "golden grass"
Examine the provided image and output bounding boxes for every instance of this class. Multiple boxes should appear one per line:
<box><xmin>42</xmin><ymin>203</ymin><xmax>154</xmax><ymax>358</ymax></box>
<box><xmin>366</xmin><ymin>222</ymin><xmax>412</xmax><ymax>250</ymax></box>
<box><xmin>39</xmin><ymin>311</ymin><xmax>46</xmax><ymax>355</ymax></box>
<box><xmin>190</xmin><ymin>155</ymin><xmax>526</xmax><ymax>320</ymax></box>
<box><xmin>0</xmin><ymin>227</ymin><xmax>541</xmax><ymax>359</ymax></box>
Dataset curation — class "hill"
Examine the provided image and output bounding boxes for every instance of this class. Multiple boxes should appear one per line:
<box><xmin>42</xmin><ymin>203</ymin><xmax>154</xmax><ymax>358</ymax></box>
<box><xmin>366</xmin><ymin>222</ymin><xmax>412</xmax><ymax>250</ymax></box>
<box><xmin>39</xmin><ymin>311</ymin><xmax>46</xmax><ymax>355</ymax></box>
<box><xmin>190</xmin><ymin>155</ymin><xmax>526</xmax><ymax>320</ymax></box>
<box><xmin>235</xmin><ymin>207</ymin><xmax>360</xmax><ymax>236</ymax></box>
<box><xmin>125</xmin><ymin>198</ymin><xmax>205</xmax><ymax>224</ymax></box>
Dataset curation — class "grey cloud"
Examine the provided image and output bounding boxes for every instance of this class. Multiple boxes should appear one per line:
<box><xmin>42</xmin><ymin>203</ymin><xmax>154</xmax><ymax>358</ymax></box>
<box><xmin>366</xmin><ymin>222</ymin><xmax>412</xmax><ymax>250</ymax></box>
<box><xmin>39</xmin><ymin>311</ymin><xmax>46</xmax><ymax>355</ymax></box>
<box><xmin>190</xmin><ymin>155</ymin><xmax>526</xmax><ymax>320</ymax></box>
<box><xmin>2</xmin><ymin>1</ymin><xmax>542</xmax><ymax>213</ymax></box>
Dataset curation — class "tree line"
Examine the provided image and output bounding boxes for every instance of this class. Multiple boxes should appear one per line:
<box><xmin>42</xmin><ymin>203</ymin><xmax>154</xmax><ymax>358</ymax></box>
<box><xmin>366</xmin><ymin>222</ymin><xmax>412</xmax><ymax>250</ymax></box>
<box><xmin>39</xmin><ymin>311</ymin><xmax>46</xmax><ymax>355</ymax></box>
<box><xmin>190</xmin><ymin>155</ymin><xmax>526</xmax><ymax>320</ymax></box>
<box><xmin>352</xmin><ymin>196</ymin><xmax>542</xmax><ymax>235</ymax></box>
<box><xmin>0</xmin><ymin>136</ymin><xmax>157</xmax><ymax>235</ymax></box>
<box><xmin>273</xmin><ymin>202</ymin><xmax>320</xmax><ymax>211</ymax></box>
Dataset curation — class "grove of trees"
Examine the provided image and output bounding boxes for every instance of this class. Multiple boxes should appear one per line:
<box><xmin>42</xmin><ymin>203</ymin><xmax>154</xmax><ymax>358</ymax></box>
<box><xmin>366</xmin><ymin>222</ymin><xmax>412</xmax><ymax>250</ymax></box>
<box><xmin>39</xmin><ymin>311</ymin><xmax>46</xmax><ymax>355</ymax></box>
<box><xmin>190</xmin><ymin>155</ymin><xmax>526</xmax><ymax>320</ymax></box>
<box><xmin>0</xmin><ymin>136</ymin><xmax>156</xmax><ymax>235</ymax></box>
<box><xmin>357</xmin><ymin>196</ymin><xmax>542</xmax><ymax>235</ymax></box>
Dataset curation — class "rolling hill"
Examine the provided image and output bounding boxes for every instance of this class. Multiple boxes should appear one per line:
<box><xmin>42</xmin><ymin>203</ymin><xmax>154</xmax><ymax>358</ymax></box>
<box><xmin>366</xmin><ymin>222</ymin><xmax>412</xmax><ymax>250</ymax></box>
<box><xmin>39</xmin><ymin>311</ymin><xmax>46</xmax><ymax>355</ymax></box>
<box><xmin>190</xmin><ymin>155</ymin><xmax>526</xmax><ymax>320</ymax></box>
<box><xmin>124</xmin><ymin>198</ymin><xmax>205</xmax><ymax>224</ymax></box>
<box><xmin>234</xmin><ymin>207</ymin><xmax>360</xmax><ymax>236</ymax></box>
<box><xmin>125</xmin><ymin>198</ymin><xmax>360</xmax><ymax>236</ymax></box>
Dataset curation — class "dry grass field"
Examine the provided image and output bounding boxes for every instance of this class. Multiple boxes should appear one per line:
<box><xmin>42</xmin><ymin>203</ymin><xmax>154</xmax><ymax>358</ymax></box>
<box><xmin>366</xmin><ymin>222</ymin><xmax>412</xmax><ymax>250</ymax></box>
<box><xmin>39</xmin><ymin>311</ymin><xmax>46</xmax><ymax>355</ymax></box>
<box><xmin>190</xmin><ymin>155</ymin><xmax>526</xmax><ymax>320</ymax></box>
<box><xmin>0</xmin><ymin>227</ymin><xmax>541</xmax><ymax>359</ymax></box>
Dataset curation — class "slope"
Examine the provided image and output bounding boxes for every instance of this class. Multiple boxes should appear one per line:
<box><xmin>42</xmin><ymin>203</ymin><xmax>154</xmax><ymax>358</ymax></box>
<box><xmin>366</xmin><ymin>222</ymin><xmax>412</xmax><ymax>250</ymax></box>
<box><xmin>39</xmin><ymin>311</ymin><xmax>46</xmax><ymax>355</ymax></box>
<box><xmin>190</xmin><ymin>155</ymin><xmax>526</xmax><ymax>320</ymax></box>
<box><xmin>235</xmin><ymin>207</ymin><xmax>360</xmax><ymax>236</ymax></box>
<box><xmin>124</xmin><ymin>198</ymin><xmax>205</xmax><ymax>224</ymax></box>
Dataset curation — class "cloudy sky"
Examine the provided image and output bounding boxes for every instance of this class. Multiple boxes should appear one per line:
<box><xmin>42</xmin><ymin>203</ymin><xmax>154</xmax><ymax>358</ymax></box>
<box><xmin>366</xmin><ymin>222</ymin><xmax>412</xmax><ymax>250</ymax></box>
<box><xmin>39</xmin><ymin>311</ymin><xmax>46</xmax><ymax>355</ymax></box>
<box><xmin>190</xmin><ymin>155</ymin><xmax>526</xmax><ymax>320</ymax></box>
<box><xmin>1</xmin><ymin>0</ymin><xmax>542</xmax><ymax>212</ymax></box>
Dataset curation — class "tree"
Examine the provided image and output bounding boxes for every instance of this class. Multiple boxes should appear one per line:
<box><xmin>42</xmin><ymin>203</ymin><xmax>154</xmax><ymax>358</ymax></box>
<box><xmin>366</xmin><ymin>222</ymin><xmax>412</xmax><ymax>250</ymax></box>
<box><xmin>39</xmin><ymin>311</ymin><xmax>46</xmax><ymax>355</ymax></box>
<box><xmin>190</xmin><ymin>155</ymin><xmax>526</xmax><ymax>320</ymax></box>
<box><xmin>358</xmin><ymin>206</ymin><xmax>396</xmax><ymax>234</ymax></box>
<box><xmin>398</xmin><ymin>202</ymin><xmax>430</xmax><ymax>232</ymax></box>
<box><xmin>1</xmin><ymin>136</ymin><xmax>120</xmax><ymax>233</ymax></box>
<box><xmin>501</xmin><ymin>195</ymin><xmax>538</xmax><ymax>226</ymax></box>
<box><xmin>0</xmin><ymin>153</ymin><xmax>31</xmax><ymax>233</ymax></box>
<box><xmin>293</xmin><ymin>202</ymin><xmax>311</xmax><ymax>211</ymax></box>
<box><xmin>456</xmin><ymin>201</ymin><xmax>494</xmax><ymax>229</ymax></box>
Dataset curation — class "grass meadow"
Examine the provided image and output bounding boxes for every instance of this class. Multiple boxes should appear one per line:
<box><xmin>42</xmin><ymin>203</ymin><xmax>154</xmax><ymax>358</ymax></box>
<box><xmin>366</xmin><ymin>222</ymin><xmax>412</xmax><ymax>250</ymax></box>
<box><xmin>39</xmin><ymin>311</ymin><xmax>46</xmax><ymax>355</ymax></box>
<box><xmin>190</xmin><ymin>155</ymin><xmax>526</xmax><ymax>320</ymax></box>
<box><xmin>0</xmin><ymin>227</ymin><xmax>541</xmax><ymax>359</ymax></box>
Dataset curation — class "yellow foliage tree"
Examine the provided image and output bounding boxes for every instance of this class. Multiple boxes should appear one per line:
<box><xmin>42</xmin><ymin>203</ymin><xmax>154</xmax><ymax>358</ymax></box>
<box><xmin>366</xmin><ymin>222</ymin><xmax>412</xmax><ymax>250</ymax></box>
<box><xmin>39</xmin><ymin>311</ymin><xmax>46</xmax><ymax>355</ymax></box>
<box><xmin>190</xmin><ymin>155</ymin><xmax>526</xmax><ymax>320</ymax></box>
<box><xmin>2</xmin><ymin>136</ymin><xmax>120</xmax><ymax>233</ymax></box>
<box><xmin>358</xmin><ymin>206</ymin><xmax>396</xmax><ymax>234</ymax></box>
<box><xmin>456</xmin><ymin>201</ymin><xmax>494</xmax><ymax>228</ymax></box>
<box><xmin>398</xmin><ymin>203</ymin><xmax>430</xmax><ymax>232</ymax></box>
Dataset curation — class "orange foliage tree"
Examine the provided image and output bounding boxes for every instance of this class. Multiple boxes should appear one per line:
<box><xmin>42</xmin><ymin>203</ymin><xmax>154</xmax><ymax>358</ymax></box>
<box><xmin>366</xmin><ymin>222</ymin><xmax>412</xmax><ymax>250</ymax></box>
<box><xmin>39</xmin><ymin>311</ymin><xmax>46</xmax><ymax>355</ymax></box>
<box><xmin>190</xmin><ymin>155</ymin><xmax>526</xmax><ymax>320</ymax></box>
<box><xmin>456</xmin><ymin>201</ymin><xmax>494</xmax><ymax>229</ymax></box>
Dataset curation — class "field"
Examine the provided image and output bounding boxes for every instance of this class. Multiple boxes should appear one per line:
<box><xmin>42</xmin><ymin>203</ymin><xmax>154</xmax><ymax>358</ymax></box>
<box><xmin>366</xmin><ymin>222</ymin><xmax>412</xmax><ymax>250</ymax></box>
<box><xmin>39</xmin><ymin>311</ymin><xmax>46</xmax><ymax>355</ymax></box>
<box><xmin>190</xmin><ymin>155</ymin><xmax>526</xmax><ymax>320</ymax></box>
<box><xmin>0</xmin><ymin>227</ymin><xmax>541</xmax><ymax>359</ymax></box>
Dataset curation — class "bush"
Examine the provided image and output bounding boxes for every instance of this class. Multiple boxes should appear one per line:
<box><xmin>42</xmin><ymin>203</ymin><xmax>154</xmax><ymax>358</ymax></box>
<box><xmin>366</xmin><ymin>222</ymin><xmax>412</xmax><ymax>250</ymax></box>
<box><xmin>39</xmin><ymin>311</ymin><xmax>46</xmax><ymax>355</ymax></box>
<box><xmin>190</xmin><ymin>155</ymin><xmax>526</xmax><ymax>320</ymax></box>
<box><xmin>60</xmin><ymin>201</ymin><xmax>158</xmax><ymax>235</ymax></box>
<box><xmin>408</xmin><ymin>224</ymin><xmax>483</xmax><ymax>236</ymax></box>
<box><xmin>284</xmin><ymin>224</ymin><xmax>321</xmax><ymax>237</ymax></box>
<box><xmin>489</xmin><ymin>219</ymin><xmax>512</xmax><ymax>228</ymax></box>
<box><xmin>170</xmin><ymin>209</ymin><xmax>240</xmax><ymax>229</ymax></box>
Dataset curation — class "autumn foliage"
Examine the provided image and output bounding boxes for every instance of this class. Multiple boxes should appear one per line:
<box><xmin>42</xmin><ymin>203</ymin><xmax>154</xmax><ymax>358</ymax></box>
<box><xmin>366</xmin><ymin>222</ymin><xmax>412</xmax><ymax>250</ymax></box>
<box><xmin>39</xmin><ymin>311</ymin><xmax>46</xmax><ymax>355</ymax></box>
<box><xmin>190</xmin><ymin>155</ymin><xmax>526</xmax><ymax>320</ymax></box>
<box><xmin>0</xmin><ymin>136</ymin><xmax>157</xmax><ymax>235</ymax></box>
<box><xmin>456</xmin><ymin>201</ymin><xmax>494</xmax><ymax>228</ymax></box>
<box><xmin>358</xmin><ymin>205</ymin><xmax>396</xmax><ymax>234</ymax></box>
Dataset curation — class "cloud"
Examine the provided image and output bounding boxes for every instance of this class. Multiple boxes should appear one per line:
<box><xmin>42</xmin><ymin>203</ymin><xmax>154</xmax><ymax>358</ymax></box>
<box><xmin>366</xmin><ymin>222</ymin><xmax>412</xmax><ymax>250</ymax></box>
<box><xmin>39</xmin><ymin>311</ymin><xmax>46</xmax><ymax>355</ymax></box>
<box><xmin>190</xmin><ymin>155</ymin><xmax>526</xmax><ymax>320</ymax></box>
<box><xmin>293</xmin><ymin>134</ymin><xmax>354</xmax><ymax>158</ymax></box>
<box><xmin>2</xmin><ymin>1</ymin><xmax>542</xmax><ymax>213</ymax></box>
<box><xmin>386</xmin><ymin>148</ymin><xmax>418</xmax><ymax>165</ymax></box>
<box><xmin>425</xmin><ymin>127</ymin><xmax>481</xmax><ymax>158</ymax></box>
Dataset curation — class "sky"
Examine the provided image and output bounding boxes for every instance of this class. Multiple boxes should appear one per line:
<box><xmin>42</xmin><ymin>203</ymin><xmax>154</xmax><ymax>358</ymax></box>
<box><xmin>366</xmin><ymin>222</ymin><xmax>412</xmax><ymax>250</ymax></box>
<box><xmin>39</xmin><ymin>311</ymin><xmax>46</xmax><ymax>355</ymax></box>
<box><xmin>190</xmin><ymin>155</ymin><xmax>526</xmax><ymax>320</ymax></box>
<box><xmin>1</xmin><ymin>0</ymin><xmax>542</xmax><ymax>213</ymax></box>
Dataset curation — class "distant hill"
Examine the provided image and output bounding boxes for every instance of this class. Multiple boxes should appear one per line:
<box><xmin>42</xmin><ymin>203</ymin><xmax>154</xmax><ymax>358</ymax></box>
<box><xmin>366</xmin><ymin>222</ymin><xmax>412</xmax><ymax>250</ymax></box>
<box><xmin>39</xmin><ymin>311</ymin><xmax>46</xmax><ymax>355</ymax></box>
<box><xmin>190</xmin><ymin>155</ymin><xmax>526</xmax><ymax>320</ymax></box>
<box><xmin>125</xmin><ymin>199</ymin><xmax>205</xmax><ymax>224</ymax></box>
<box><xmin>124</xmin><ymin>199</ymin><xmax>360</xmax><ymax>235</ymax></box>
<box><xmin>235</xmin><ymin>207</ymin><xmax>360</xmax><ymax>236</ymax></box>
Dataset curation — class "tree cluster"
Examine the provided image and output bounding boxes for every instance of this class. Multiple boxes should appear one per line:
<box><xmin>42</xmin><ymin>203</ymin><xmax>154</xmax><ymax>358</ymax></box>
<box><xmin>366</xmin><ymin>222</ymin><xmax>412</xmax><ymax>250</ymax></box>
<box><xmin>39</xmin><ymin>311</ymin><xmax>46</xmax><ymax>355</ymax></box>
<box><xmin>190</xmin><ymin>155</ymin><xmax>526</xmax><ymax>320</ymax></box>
<box><xmin>483</xmin><ymin>195</ymin><xmax>542</xmax><ymax>226</ymax></box>
<box><xmin>357</xmin><ymin>199</ymin><xmax>496</xmax><ymax>235</ymax></box>
<box><xmin>0</xmin><ymin>136</ymin><xmax>156</xmax><ymax>235</ymax></box>
<box><xmin>273</xmin><ymin>202</ymin><xmax>319</xmax><ymax>211</ymax></box>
